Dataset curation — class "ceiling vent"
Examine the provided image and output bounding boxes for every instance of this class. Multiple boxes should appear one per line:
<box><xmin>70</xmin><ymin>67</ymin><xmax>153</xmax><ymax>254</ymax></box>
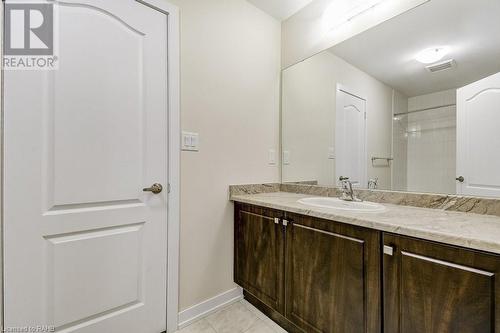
<box><xmin>426</xmin><ymin>59</ymin><xmax>456</xmax><ymax>73</ymax></box>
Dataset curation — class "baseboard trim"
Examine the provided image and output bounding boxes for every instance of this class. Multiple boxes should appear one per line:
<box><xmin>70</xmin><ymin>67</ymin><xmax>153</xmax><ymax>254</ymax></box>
<box><xmin>177</xmin><ymin>287</ymin><xmax>243</xmax><ymax>329</ymax></box>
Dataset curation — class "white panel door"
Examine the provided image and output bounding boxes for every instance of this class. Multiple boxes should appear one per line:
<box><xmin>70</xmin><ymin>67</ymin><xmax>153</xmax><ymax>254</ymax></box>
<box><xmin>457</xmin><ymin>72</ymin><xmax>500</xmax><ymax>197</ymax></box>
<box><xmin>336</xmin><ymin>88</ymin><xmax>367</xmax><ymax>187</ymax></box>
<box><xmin>4</xmin><ymin>1</ymin><xmax>169</xmax><ymax>332</ymax></box>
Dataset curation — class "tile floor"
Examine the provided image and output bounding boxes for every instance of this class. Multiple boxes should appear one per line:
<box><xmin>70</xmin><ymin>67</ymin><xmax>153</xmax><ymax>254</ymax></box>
<box><xmin>176</xmin><ymin>300</ymin><xmax>287</xmax><ymax>333</ymax></box>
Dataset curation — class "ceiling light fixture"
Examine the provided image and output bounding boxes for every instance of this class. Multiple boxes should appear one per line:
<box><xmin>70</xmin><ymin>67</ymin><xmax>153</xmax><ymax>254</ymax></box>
<box><xmin>415</xmin><ymin>47</ymin><xmax>450</xmax><ymax>64</ymax></box>
<box><xmin>322</xmin><ymin>0</ymin><xmax>386</xmax><ymax>32</ymax></box>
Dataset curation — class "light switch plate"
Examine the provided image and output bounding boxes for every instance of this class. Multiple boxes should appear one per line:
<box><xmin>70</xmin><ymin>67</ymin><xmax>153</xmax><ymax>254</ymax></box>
<box><xmin>268</xmin><ymin>149</ymin><xmax>276</xmax><ymax>165</ymax></box>
<box><xmin>328</xmin><ymin>147</ymin><xmax>335</xmax><ymax>159</ymax></box>
<box><xmin>283</xmin><ymin>150</ymin><xmax>291</xmax><ymax>165</ymax></box>
<box><xmin>182</xmin><ymin>131</ymin><xmax>199</xmax><ymax>151</ymax></box>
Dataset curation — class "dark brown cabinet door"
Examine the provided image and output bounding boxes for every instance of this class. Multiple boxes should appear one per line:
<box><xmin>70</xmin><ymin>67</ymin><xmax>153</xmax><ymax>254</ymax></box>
<box><xmin>384</xmin><ymin>233</ymin><xmax>500</xmax><ymax>333</ymax></box>
<box><xmin>285</xmin><ymin>213</ymin><xmax>381</xmax><ymax>333</ymax></box>
<box><xmin>234</xmin><ymin>203</ymin><xmax>285</xmax><ymax>314</ymax></box>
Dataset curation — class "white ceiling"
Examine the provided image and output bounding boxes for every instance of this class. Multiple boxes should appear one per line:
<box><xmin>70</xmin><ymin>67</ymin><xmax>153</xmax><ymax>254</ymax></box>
<box><xmin>247</xmin><ymin>0</ymin><xmax>315</xmax><ymax>20</ymax></box>
<box><xmin>330</xmin><ymin>0</ymin><xmax>500</xmax><ymax>97</ymax></box>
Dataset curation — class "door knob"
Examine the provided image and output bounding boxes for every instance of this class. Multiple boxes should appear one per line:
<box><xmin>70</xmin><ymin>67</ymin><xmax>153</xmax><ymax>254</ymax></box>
<box><xmin>456</xmin><ymin>176</ymin><xmax>465</xmax><ymax>183</ymax></box>
<box><xmin>143</xmin><ymin>183</ymin><xmax>163</xmax><ymax>194</ymax></box>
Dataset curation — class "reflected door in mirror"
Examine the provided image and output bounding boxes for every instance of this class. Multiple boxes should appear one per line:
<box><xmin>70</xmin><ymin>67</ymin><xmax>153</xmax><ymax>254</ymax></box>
<box><xmin>336</xmin><ymin>88</ymin><xmax>367</xmax><ymax>188</ymax></box>
<box><xmin>457</xmin><ymin>72</ymin><xmax>500</xmax><ymax>198</ymax></box>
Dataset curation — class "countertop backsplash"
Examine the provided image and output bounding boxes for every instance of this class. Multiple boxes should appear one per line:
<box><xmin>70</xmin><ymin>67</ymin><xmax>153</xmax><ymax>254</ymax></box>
<box><xmin>230</xmin><ymin>183</ymin><xmax>500</xmax><ymax>218</ymax></box>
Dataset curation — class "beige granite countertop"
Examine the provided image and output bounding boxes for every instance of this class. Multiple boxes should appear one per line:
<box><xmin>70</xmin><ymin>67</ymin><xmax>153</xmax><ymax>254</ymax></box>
<box><xmin>231</xmin><ymin>191</ymin><xmax>500</xmax><ymax>255</ymax></box>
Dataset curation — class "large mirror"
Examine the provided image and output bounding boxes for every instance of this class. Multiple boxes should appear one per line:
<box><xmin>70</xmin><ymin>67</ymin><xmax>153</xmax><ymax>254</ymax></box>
<box><xmin>282</xmin><ymin>0</ymin><xmax>500</xmax><ymax>197</ymax></box>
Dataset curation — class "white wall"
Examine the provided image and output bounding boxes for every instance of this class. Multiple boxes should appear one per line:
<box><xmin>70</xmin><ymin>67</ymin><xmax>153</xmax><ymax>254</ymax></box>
<box><xmin>282</xmin><ymin>51</ymin><xmax>394</xmax><ymax>189</ymax></box>
<box><xmin>406</xmin><ymin>89</ymin><xmax>457</xmax><ymax>194</ymax></box>
<box><xmin>167</xmin><ymin>0</ymin><xmax>281</xmax><ymax>310</ymax></box>
<box><xmin>281</xmin><ymin>0</ymin><xmax>429</xmax><ymax>69</ymax></box>
<box><xmin>282</xmin><ymin>51</ymin><xmax>335</xmax><ymax>185</ymax></box>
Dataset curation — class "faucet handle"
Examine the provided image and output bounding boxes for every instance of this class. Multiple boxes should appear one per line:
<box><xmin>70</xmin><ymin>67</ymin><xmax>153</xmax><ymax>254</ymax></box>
<box><xmin>368</xmin><ymin>178</ymin><xmax>379</xmax><ymax>189</ymax></box>
<box><xmin>339</xmin><ymin>176</ymin><xmax>350</xmax><ymax>181</ymax></box>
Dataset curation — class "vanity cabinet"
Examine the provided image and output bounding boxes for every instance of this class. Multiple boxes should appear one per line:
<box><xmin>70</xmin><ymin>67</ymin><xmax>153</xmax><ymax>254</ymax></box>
<box><xmin>383</xmin><ymin>234</ymin><xmax>500</xmax><ymax>333</ymax></box>
<box><xmin>234</xmin><ymin>203</ymin><xmax>381</xmax><ymax>333</ymax></box>
<box><xmin>234</xmin><ymin>202</ymin><xmax>500</xmax><ymax>333</ymax></box>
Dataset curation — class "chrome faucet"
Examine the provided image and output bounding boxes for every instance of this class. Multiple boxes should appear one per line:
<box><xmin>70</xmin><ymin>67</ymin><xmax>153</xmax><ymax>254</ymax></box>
<box><xmin>339</xmin><ymin>176</ymin><xmax>360</xmax><ymax>202</ymax></box>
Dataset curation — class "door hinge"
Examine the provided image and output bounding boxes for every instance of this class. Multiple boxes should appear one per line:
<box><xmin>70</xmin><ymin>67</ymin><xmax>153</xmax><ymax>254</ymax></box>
<box><xmin>167</xmin><ymin>183</ymin><xmax>171</xmax><ymax>193</ymax></box>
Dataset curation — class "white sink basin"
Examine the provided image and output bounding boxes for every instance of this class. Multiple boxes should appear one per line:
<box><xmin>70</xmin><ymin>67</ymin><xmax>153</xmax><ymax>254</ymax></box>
<box><xmin>298</xmin><ymin>197</ymin><xmax>386</xmax><ymax>212</ymax></box>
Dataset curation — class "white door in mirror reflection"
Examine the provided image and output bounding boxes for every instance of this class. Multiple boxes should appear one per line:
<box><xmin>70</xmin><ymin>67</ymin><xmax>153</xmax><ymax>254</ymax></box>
<box><xmin>457</xmin><ymin>72</ymin><xmax>500</xmax><ymax>197</ymax></box>
<box><xmin>336</xmin><ymin>87</ymin><xmax>367</xmax><ymax>188</ymax></box>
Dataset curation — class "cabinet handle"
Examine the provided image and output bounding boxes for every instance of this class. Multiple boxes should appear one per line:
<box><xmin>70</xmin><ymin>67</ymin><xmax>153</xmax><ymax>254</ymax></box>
<box><xmin>383</xmin><ymin>245</ymin><xmax>394</xmax><ymax>256</ymax></box>
<box><xmin>274</xmin><ymin>217</ymin><xmax>280</xmax><ymax>225</ymax></box>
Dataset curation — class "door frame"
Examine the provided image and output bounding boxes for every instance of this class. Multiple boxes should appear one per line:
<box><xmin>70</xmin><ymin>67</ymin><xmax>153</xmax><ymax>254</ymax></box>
<box><xmin>335</xmin><ymin>84</ymin><xmax>368</xmax><ymax>187</ymax></box>
<box><xmin>0</xmin><ymin>1</ymin><xmax>181</xmax><ymax>332</ymax></box>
